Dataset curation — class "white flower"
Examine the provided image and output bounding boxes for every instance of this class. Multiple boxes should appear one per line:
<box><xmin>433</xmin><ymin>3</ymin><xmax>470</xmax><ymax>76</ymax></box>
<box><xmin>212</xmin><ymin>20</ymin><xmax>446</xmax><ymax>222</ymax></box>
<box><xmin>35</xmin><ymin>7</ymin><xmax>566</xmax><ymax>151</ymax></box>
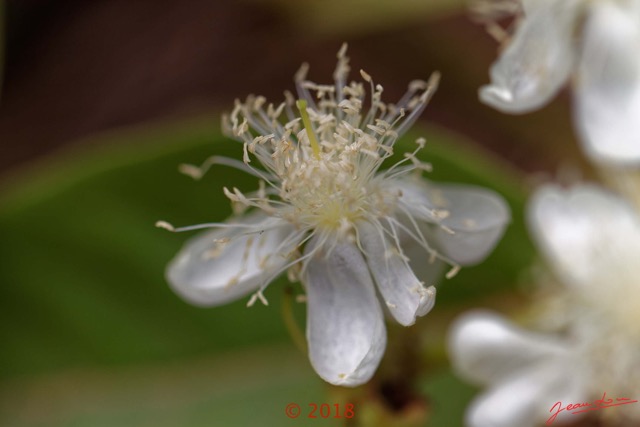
<box><xmin>476</xmin><ymin>0</ymin><xmax>640</xmax><ymax>165</ymax></box>
<box><xmin>161</xmin><ymin>45</ymin><xmax>510</xmax><ymax>387</ymax></box>
<box><xmin>448</xmin><ymin>184</ymin><xmax>640</xmax><ymax>427</ymax></box>
<box><xmin>449</xmin><ymin>311</ymin><xmax>584</xmax><ymax>427</ymax></box>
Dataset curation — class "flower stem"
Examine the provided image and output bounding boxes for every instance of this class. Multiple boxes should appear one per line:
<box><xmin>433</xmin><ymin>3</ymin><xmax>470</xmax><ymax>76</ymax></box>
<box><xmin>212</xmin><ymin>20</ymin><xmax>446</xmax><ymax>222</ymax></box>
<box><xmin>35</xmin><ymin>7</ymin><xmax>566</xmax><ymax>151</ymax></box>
<box><xmin>281</xmin><ymin>286</ymin><xmax>307</xmax><ymax>354</ymax></box>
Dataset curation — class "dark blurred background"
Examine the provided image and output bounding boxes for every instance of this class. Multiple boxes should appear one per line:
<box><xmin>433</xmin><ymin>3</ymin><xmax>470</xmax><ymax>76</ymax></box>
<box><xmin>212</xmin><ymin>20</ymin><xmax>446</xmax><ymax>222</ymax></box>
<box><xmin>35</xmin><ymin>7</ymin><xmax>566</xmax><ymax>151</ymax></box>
<box><xmin>0</xmin><ymin>0</ymin><xmax>585</xmax><ymax>180</ymax></box>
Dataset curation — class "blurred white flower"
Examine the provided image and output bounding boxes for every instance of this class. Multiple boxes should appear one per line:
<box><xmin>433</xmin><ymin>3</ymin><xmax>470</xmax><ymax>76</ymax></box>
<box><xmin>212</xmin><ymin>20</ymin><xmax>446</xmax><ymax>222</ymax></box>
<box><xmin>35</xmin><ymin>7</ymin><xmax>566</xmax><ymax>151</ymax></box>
<box><xmin>449</xmin><ymin>311</ymin><xmax>584</xmax><ymax>427</ymax></box>
<box><xmin>476</xmin><ymin>0</ymin><xmax>640</xmax><ymax>165</ymax></box>
<box><xmin>449</xmin><ymin>184</ymin><xmax>640</xmax><ymax>427</ymax></box>
<box><xmin>161</xmin><ymin>45</ymin><xmax>510</xmax><ymax>387</ymax></box>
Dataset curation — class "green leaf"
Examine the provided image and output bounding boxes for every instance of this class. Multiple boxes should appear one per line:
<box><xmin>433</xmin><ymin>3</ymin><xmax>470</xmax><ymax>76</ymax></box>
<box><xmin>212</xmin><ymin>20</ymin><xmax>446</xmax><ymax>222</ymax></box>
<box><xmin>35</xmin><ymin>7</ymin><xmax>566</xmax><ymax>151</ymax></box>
<box><xmin>0</xmin><ymin>117</ymin><xmax>533</xmax><ymax>382</ymax></box>
<box><xmin>0</xmin><ymin>344</ymin><xmax>339</xmax><ymax>427</ymax></box>
<box><xmin>0</xmin><ymin>120</ymin><xmax>299</xmax><ymax>379</ymax></box>
<box><xmin>421</xmin><ymin>369</ymin><xmax>479</xmax><ymax>427</ymax></box>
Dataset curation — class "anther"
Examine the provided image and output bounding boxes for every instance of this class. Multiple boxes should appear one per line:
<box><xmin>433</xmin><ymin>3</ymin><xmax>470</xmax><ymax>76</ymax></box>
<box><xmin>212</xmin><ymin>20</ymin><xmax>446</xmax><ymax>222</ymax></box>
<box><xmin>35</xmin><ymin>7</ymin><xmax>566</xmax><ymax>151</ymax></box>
<box><xmin>155</xmin><ymin>221</ymin><xmax>175</xmax><ymax>231</ymax></box>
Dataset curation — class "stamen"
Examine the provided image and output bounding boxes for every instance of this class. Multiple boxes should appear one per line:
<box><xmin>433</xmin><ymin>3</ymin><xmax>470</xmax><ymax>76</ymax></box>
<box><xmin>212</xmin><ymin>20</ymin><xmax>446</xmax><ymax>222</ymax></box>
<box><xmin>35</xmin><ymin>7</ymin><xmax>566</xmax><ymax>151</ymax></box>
<box><xmin>155</xmin><ymin>220</ymin><xmax>175</xmax><ymax>231</ymax></box>
<box><xmin>247</xmin><ymin>290</ymin><xmax>269</xmax><ymax>307</ymax></box>
<box><xmin>445</xmin><ymin>265</ymin><xmax>460</xmax><ymax>279</ymax></box>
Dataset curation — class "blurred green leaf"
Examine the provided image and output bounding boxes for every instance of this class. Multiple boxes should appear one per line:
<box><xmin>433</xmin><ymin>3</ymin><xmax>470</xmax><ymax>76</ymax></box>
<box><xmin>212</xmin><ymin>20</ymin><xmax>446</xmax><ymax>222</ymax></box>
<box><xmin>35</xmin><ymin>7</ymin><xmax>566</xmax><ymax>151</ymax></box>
<box><xmin>0</xmin><ymin>119</ymin><xmax>301</xmax><ymax>379</ymax></box>
<box><xmin>0</xmin><ymin>117</ymin><xmax>534</xmax><ymax>427</ymax></box>
<box><xmin>0</xmin><ymin>344</ymin><xmax>338</xmax><ymax>427</ymax></box>
<box><xmin>421</xmin><ymin>369</ymin><xmax>478</xmax><ymax>427</ymax></box>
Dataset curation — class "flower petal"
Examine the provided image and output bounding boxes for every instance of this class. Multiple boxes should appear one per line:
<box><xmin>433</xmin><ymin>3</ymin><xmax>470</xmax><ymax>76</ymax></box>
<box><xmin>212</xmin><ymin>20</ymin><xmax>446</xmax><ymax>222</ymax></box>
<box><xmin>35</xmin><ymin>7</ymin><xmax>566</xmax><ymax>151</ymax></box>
<box><xmin>394</xmin><ymin>219</ymin><xmax>447</xmax><ymax>285</ymax></box>
<box><xmin>394</xmin><ymin>178</ymin><xmax>510</xmax><ymax>265</ymax></box>
<box><xmin>304</xmin><ymin>238</ymin><xmax>386</xmax><ymax>387</ymax></box>
<box><xmin>466</xmin><ymin>363</ymin><xmax>585</xmax><ymax>427</ymax></box>
<box><xmin>357</xmin><ymin>221</ymin><xmax>437</xmax><ymax>326</ymax></box>
<box><xmin>479</xmin><ymin>0</ymin><xmax>579</xmax><ymax>113</ymax></box>
<box><xmin>430</xmin><ymin>184</ymin><xmax>510</xmax><ymax>265</ymax></box>
<box><xmin>166</xmin><ymin>214</ymin><xmax>297</xmax><ymax>306</ymax></box>
<box><xmin>448</xmin><ymin>310</ymin><xmax>569</xmax><ymax>386</ymax></box>
<box><xmin>573</xmin><ymin>1</ymin><xmax>640</xmax><ymax>164</ymax></box>
<box><xmin>528</xmin><ymin>184</ymin><xmax>640</xmax><ymax>289</ymax></box>
<box><xmin>406</xmin><ymin>251</ymin><xmax>446</xmax><ymax>290</ymax></box>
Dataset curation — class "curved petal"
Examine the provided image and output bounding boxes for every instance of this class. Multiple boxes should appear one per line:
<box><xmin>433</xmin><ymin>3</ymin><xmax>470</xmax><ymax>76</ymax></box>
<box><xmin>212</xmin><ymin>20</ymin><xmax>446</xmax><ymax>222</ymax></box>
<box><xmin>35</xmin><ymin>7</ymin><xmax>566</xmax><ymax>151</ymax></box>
<box><xmin>430</xmin><ymin>184</ymin><xmax>510</xmax><ymax>265</ymax></box>
<box><xmin>392</xmin><ymin>177</ymin><xmax>511</xmax><ymax>266</ymax></box>
<box><xmin>304</xmin><ymin>238</ymin><xmax>386</xmax><ymax>387</ymax></box>
<box><xmin>166</xmin><ymin>213</ymin><xmax>297</xmax><ymax>306</ymax></box>
<box><xmin>407</xmin><ymin>251</ymin><xmax>446</xmax><ymax>290</ymax></box>
<box><xmin>395</xmin><ymin>219</ymin><xmax>447</xmax><ymax>285</ymax></box>
<box><xmin>448</xmin><ymin>310</ymin><xmax>569</xmax><ymax>386</ymax></box>
<box><xmin>528</xmin><ymin>184</ymin><xmax>640</xmax><ymax>290</ymax></box>
<box><xmin>357</xmin><ymin>221</ymin><xmax>437</xmax><ymax>326</ymax></box>
<box><xmin>573</xmin><ymin>1</ymin><xmax>640</xmax><ymax>164</ymax></box>
<box><xmin>479</xmin><ymin>0</ymin><xmax>580</xmax><ymax>113</ymax></box>
<box><xmin>466</xmin><ymin>363</ymin><xmax>585</xmax><ymax>427</ymax></box>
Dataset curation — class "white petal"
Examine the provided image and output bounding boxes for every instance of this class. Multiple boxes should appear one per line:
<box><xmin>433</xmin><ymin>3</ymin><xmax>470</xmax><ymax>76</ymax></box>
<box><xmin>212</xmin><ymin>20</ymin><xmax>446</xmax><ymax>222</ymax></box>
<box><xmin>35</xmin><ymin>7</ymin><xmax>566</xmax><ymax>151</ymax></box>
<box><xmin>448</xmin><ymin>310</ymin><xmax>569</xmax><ymax>386</ymax></box>
<box><xmin>528</xmin><ymin>184</ymin><xmax>640</xmax><ymax>289</ymax></box>
<box><xmin>357</xmin><ymin>221</ymin><xmax>437</xmax><ymax>326</ymax></box>
<box><xmin>431</xmin><ymin>184</ymin><xmax>510</xmax><ymax>265</ymax></box>
<box><xmin>407</xmin><ymin>252</ymin><xmax>446</xmax><ymax>290</ymax></box>
<box><xmin>166</xmin><ymin>214</ymin><xmax>296</xmax><ymax>306</ymax></box>
<box><xmin>395</xmin><ymin>220</ymin><xmax>447</xmax><ymax>285</ymax></box>
<box><xmin>394</xmin><ymin>178</ymin><xmax>510</xmax><ymax>265</ymax></box>
<box><xmin>479</xmin><ymin>0</ymin><xmax>579</xmax><ymax>113</ymax></box>
<box><xmin>305</xmin><ymin>238</ymin><xmax>387</xmax><ymax>387</ymax></box>
<box><xmin>467</xmin><ymin>364</ymin><xmax>586</xmax><ymax>427</ymax></box>
<box><xmin>573</xmin><ymin>1</ymin><xmax>640</xmax><ymax>164</ymax></box>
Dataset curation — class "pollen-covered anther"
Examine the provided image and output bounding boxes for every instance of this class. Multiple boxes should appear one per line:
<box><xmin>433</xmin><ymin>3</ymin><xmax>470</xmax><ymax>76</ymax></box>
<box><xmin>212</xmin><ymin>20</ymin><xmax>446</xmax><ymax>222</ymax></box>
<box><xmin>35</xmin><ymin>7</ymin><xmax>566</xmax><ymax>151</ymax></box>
<box><xmin>360</xmin><ymin>148</ymin><xmax>380</xmax><ymax>159</ymax></box>
<box><xmin>267</xmin><ymin>101</ymin><xmax>284</xmax><ymax>118</ymax></box>
<box><xmin>178</xmin><ymin>164</ymin><xmax>204</xmax><ymax>180</ymax></box>
<box><xmin>203</xmin><ymin>242</ymin><xmax>226</xmax><ymax>260</ymax></box>
<box><xmin>441</xmin><ymin>225</ymin><xmax>455</xmax><ymax>235</ymax></box>
<box><xmin>409</xmin><ymin>284</ymin><xmax>426</xmax><ymax>297</ymax></box>
<box><xmin>196</xmin><ymin>238</ymin><xmax>228</xmax><ymax>257</ymax></box>
<box><xmin>246</xmin><ymin>290</ymin><xmax>269</xmax><ymax>307</ymax></box>
<box><xmin>433</xmin><ymin>209</ymin><xmax>450</xmax><ymax>219</ymax></box>
<box><xmin>445</xmin><ymin>265</ymin><xmax>461</xmax><ymax>279</ymax></box>
<box><xmin>236</xmin><ymin>119</ymin><xmax>249</xmax><ymax>137</ymax></box>
<box><xmin>338</xmin><ymin>99</ymin><xmax>362</xmax><ymax>115</ymax></box>
<box><xmin>404</xmin><ymin>152</ymin><xmax>432</xmax><ymax>172</ymax></box>
<box><xmin>155</xmin><ymin>220</ymin><xmax>175</xmax><ymax>231</ymax></box>
<box><xmin>366</xmin><ymin>124</ymin><xmax>387</xmax><ymax>135</ymax></box>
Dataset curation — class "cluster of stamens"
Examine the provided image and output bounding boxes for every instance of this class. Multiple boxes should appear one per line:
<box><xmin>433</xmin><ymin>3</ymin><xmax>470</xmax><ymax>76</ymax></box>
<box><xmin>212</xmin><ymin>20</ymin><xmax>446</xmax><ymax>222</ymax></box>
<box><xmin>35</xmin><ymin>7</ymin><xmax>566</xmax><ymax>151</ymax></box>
<box><xmin>213</xmin><ymin>44</ymin><xmax>439</xmax><ymax>240</ymax></box>
<box><xmin>159</xmin><ymin>44</ymin><xmax>456</xmax><ymax>306</ymax></box>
